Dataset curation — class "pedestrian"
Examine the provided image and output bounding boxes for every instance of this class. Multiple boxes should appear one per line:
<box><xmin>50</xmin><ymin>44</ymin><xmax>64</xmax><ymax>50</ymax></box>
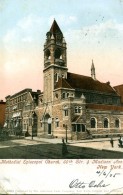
<box><xmin>118</xmin><ymin>136</ymin><xmax>123</xmax><ymax>148</ymax></box>
<box><xmin>110</xmin><ymin>138</ymin><xmax>114</xmax><ymax>148</ymax></box>
<box><xmin>62</xmin><ymin>138</ymin><xmax>68</xmax><ymax>156</ymax></box>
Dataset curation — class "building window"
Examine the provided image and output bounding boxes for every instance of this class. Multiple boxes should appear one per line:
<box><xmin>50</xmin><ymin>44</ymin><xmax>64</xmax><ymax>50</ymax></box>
<box><xmin>115</xmin><ymin>119</ymin><xmax>120</xmax><ymax>128</ymax></box>
<box><xmin>64</xmin><ymin>110</ymin><xmax>68</xmax><ymax>116</ymax></box>
<box><xmin>63</xmin><ymin>105</ymin><xmax>68</xmax><ymax>116</ymax></box>
<box><xmin>77</xmin><ymin>124</ymin><xmax>81</xmax><ymax>132</ymax></box>
<box><xmin>29</xmin><ymin>118</ymin><xmax>32</xmax><ymax>126</ymax></box>
<box><xmin>55</xmin><ymin>93</ymin><xmax>58</xmax><ymax>99</ymax></box>
<box><xmin>104</xmin><ymin>118</ymin><xmax>109</xmax><ymax>128</ymax></box>
<box><xmin>62</xmin><ymin>93</ymin><xmax>66</xmax><ymax>99</ymax></box>
<box><xmin>91</xmin><ymin>118</ymin><xmax>96</xmax><ymax>128</ymax></box>
<box><xmin>82</xmin><ymin>124</ymin><xmax>85</xmax><ymax>132</ymax></box>
<box><xmin>55</xmin><ymin>118</ymin><xmax>59</xmax><ymax>127</ymax></box>
<box><xmin>78</xmin><ymin>106</ymin><xmax>82</xmax><ymax>113</ymax></box>
<box><xmin>75</xmin><ymin>107</ymin><xmax>78</xmax><ymax>113</ymax></box>
<box><xmin>40</xmin><ymin>120</ymin><xmax>42</xmax><ymax>127</ymax></box>
<box><xmin>54</xmin><ymin>73</ymin><xmax>59</xmax><ymax>82</ymax></box>
<box><xmin>72</xmin><ymin>124</ymin><xmax>86</xmax><ymax>132</ymax></box>
<box><xmin>75</xmin><ymin>106</ymin><xmax>82</xmax><ymax>114</ymax></box>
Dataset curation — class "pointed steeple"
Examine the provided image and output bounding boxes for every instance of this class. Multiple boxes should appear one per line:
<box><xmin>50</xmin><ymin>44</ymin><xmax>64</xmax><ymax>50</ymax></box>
<box><xmin>50</xmin><ymin>19</ymin><xmax>63</xmax><ymax>36</ymax></box>
<box><xmin>91</xmin><ymin>59</ymin><xmax>96</xmax><ymax>80</ymax></box>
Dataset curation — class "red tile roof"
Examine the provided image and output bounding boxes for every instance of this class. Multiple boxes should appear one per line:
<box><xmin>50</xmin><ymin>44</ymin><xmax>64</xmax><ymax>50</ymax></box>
<box><xmin>55</xmin><ymin>77</ymin><xmax>73</xmax><ymax>89</ymax></box>
<box><xmin>66</xmin><ymin>72</ymin><xmax>116</xmax><ymax>94</ymax></box>
<box><xmin>87</xmin><ymin>103</ymin><xmax>123</xmax><ymax>111</ymax></box>
<box><xmin>55</xmin><ymin>72</ymin><xmax>118</xmax><ymax>95</ymax></box>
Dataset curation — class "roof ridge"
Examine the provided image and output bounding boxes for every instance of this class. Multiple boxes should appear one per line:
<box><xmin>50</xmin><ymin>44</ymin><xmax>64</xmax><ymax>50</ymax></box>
<box><xmin>68</xmin><ymin>72</ymin><xmax>91</xmax><ymax>79</ymax></box>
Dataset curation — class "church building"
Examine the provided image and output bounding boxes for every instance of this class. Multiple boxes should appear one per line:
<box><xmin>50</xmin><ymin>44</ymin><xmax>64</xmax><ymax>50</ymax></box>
<box><xmin>4</xmin><ymin>20</ymin><xmax>123</xmax><ymax>140</ymax></box>
<box><xmin>35</xmin><ymin>20</ymin><xmax>123</xmax><ymax>140</ymax></box>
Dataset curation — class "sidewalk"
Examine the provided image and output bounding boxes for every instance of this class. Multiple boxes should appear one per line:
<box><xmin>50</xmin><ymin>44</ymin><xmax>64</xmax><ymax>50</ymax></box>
<box><xmin>25</xmin><ymin>136</ymin><xmax>119</xmax><ymax>144</ymax></box>
<box><xmin>25</xmin><ymin>136</ymin><xmax>123</xmax><ymax>153</ymax></box>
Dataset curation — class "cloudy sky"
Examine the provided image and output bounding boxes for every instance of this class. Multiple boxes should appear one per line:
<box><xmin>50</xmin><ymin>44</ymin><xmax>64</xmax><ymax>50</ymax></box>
<box><xmin>1</xmin><ymin>0</ymin><xmax>123</xmax><ymax>100</ymax></box>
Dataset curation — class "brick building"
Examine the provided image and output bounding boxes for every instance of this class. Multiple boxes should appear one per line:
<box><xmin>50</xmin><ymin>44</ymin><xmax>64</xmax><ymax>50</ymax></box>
<box><xmin>0</xmin><ymin>100</ymin><xmax>6</xmax><ymax>128</ymax></box>
<box><xmin>35</xmin><ymin>20</ymin><xmax>123</xmax><ymax>140</ymax></box>
<box><xmin>5</xmin><ymin>89</ymin><xmax>41</xmax><ymax>136</ymax></box>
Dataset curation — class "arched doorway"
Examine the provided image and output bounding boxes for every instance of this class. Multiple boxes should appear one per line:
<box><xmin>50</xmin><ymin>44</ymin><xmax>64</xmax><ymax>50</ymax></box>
<box><xmin>32</xmin><ymin>112</ymin><xmax>37</xmax><ymax>136</ymax></box>
<box><xmin>44</xmin><ymin>114</ymin><xmax>52</xmax><ymax>135</ymax></box>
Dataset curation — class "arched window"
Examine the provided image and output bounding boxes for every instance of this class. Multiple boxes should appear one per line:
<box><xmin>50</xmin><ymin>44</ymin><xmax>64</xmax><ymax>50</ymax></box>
<box><xmin>78</xmin><ymin>107</ymin><xmax>82</xmax><ymax>113</ymax></box>
<box><xmin>63</xmin><ymin>105</ymin><xmax>68</xmax><ymax>116</ymax></box>
<box><xmin>62</xmin><ymin>93</ymin><xmax>66</xmax><ymax>99</ymax></box>
<box><xmin>45</xmin><ymin>49</ymin><xmax>50</xmax><ymax>59</ymax></box>
<box><xmin>115</xmin><ymin>118</ymin><xmax>120</xmax><ymax>128</ymax></box>
<box><xmin>104</xmin><ymin>118</ymin><xmax>109</xmax><ymax>128</ymax></box>
<box><xmin>91</xmin><ymin>118</ymin><xmax>96</xmax><ymax>128</ymax></box>
<box><xmin>75</xmin><ymin>106</ymin><xmax>78</xmax><ymax>113</ymax></box>
<box><xmin>54</xmin><ymin>48</ymin><xmax>62</xmax><ymax>59</ymax></box>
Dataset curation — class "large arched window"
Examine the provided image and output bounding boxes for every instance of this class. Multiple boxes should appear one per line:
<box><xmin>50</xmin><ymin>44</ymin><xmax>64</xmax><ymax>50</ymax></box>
<box><xmin>104</xmin><ymin>118</ymin><xmax>109</xmax><ymax>128</ymax></box>
<box><xmin>115</xmin><ymin>118</ymin><xmax>120</xmax><ymax>128</ymax></box>
<box><xmin>91</xmin><ymin>118</ymin><xmax>96</xmax><ymax>128</ymax></box>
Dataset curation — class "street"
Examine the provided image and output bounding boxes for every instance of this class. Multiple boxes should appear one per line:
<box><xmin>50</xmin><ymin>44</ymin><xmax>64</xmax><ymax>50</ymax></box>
<box><xmin>0</xmin><ymin>137</ymin><xmax>122</xmax><ymax>159</ymax></box>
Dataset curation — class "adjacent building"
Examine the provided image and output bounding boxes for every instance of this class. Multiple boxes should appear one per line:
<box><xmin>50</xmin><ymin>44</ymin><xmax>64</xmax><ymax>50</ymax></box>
<box><xmin>5</xmin><ymin>89</ymin><xmax>41</xmax><ymax>136</ymax></box>
<box><xmin>0</xmin><ymin>100</ymin><xmax>6</xmax><ymax>129</ymax></box>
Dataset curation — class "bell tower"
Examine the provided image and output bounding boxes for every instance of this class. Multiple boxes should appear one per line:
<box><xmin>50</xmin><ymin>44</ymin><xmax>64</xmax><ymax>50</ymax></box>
<box><xmin>43</xmin><ymin>20</ymin><xmax>68</xmax><ymax>102</ymax></box>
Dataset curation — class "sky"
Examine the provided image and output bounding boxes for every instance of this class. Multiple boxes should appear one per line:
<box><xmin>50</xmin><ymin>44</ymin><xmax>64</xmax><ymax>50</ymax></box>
<box><xmin>1</xmin><ymin>0</ymin><xmax>123</xmax><ymax>100</ymax></box>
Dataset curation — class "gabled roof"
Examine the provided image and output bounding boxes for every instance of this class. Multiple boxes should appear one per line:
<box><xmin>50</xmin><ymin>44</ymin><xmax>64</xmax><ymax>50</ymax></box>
<box><xmin>66</xmin><ymin>72</ymin><xmax>117</xmax><ymax>94</ymax></box>
<box><xmin>55</xmin><ymin>77</ymin><xmax>73</xmax><ymax>89</ymax></box>
<box><xmin>50</xmin><ymin>19</ymin><xmax>63</xmax><ymax>35</ymax></box>
<box><xmin>114</xmin><ymin>84</ymin><xmax>123</xmax><ymax>103</ymax></box>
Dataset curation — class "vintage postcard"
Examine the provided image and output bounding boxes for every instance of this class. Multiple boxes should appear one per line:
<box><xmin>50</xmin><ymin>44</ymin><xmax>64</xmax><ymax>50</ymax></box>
<box><xmin>0</xmin><ymin>0</ymin><xmax>123</xmax><ymax>194</ymax></box>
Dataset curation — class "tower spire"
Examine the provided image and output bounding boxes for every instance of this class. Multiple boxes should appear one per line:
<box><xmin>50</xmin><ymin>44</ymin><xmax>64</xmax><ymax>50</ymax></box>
<box><xmin>91</xmin><ymin>59</ymin><xmax>96</xmax><ymax>80</ymax></box>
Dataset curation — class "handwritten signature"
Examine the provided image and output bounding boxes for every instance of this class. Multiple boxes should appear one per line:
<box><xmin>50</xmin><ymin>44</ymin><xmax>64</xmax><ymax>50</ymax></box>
<box><xmin>69</xmin><ymin>169</ymin><xmax>120</xmax><ymax>189</ymax></box>
<box><xmin>69</xmin><ymin>179</ymin><xmax>110</xmax><ymax>188</ymax></box>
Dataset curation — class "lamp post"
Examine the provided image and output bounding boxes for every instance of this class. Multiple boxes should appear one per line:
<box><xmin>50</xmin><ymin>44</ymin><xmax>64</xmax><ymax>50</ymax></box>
<box><xmin>65</xmin><ymin>124</ymin><xmax>68</xmax><ymax>143</ymax></box>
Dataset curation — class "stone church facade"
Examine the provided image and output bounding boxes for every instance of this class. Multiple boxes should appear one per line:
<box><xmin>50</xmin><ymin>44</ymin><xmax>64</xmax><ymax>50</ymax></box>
<box><xmin>34</xmin><ymin>20</ymin><xmax>123</xmax><ymax>140</ymax></box>
<box><xmin>4</xmin><ymin>20</ymin><xmax>123</xmax><ymax>140</ymax></box>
